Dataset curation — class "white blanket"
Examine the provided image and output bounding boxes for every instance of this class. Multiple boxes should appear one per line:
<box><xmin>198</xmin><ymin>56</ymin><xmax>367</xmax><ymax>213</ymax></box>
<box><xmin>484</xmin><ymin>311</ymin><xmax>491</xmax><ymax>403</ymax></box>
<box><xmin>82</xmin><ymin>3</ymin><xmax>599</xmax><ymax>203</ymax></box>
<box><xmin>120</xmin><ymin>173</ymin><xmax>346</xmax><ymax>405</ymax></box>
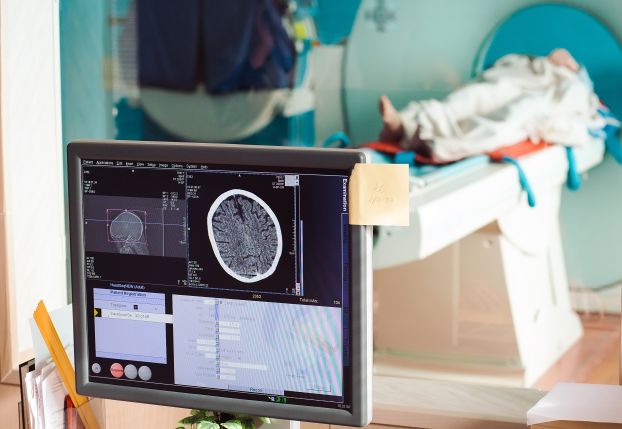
<box><xmin>399</xmin><ymin>54</ymin><xmax>605</xmax><ymax>162</ymax></box>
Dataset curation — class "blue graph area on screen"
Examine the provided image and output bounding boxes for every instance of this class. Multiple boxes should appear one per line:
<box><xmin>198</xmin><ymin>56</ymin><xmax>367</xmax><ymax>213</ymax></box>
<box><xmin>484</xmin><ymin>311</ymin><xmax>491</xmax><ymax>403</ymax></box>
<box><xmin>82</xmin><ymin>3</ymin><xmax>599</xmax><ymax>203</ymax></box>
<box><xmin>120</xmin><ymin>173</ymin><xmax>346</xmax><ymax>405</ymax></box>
<box><xmin>172</xmin><ymin>296</ymin><xmax>343</xmax><ymax>398</ymax></box>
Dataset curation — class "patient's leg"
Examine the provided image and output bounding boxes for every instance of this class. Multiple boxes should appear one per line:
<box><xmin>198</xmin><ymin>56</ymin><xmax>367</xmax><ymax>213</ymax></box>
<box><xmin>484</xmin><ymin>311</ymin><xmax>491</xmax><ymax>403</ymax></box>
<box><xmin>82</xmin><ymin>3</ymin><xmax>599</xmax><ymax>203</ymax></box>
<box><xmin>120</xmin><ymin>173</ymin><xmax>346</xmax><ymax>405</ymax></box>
<box><xmin>379</xmin><ymin>95</ymin><xmax>405</xmax><ymax>142</ymax></box>
<box><xmin>443</xmin><ymin>80</ymin><xmax>524</xmax><ymax>121</ymax></box>
<box><xmin>378</xmin><ymin>72</ymin><xmax>524</xmax><ymax>143</ymax></box>
<box><xmin>378</xmin><ymin>95</ymin><xmax>434</xmax><ymax>157</ymax></box>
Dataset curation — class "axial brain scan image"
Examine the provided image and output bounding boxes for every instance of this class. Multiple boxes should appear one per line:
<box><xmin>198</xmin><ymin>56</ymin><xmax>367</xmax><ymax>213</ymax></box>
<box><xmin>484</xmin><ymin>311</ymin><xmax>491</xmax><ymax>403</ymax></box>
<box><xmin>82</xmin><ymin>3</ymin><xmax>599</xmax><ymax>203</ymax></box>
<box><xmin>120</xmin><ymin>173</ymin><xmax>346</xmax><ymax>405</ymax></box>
<box><xmin>207</xmin><ymin>189</ymin><xmax>282</xmax><ymax>283</ymax></box>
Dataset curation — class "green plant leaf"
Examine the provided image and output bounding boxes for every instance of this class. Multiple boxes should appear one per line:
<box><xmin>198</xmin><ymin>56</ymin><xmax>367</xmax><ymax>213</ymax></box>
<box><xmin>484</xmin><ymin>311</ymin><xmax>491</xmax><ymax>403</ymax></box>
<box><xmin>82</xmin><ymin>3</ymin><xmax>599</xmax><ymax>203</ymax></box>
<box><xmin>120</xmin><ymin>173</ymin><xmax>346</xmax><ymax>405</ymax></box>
<box><xmin>239</xmin><ymin>417</ymin><xmax>255</xmax><ymax>429</ymax></box>
<box><xmin>221</xmin><ymin>419</ymin><xmax>244</xmax><ymax>429</ymax></box>
<box><xmin>259</xmin><ymin>417</ymin><xmax>272</xmax><ymax>425</ymax></box>
<box><xmin>176</xmin><ymin>426</ymin><xmax>185</xmax><ymax>429</ymax></box>
<box><xmin>179</xmin><ymin>416</ymin><xmax>200</xmax><ymax>425</ymax></box>
<box><xmin>197</xmin><ymin>421</ymin><xmax>220</xmax><ymax>429</ymax></box>
<box><xmin>220</xmin><ymin>413</ymin><xmax>235</xmax><ymax>422</ymax></box>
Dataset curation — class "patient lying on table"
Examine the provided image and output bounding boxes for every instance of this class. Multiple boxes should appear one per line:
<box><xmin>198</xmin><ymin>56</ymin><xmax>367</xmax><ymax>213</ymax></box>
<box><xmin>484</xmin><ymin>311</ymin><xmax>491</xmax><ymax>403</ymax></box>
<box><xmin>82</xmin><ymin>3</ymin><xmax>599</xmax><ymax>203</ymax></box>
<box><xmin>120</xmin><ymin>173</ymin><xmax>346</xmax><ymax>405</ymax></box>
<box><xmin>379</xmin><ymin>49</ymin><xmax>605</xmax><ymax>163</ymax></box>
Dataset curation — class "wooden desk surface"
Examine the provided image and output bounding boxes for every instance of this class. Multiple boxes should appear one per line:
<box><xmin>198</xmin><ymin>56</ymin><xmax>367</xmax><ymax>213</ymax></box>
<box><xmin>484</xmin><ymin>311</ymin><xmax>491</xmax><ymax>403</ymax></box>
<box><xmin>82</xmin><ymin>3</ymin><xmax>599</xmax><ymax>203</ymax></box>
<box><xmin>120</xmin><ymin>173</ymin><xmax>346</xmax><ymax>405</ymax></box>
<box><xmin>371</xmin><ymin>375</ymin><xmax>545</xmax><ymax>429</ymax></box>
<box><xmin>0</xmin><ymin>375</ymin><xmax>548</xmax><ymax>429</ymax></box>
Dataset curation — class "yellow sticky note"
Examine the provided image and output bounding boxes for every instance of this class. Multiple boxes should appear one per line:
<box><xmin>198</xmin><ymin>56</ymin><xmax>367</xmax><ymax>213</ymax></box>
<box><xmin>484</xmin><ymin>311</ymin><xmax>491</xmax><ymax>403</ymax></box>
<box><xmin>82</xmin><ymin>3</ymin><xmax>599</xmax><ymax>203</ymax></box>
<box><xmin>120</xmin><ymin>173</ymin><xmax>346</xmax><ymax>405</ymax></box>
<box><xmin>348</xmin><ymin>163</ymin><xmax>409</xmax><ymax>226</ymax></box>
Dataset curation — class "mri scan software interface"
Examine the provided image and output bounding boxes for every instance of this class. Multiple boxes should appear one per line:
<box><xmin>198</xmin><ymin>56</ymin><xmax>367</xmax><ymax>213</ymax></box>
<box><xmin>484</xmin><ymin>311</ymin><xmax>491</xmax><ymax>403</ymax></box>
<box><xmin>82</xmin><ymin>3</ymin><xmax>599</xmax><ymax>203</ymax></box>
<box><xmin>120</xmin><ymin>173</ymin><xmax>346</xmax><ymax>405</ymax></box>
<box><xmin>69</xmin><ymin>142</ymin><xmax>370</xmax><ymax>423</ymax></box>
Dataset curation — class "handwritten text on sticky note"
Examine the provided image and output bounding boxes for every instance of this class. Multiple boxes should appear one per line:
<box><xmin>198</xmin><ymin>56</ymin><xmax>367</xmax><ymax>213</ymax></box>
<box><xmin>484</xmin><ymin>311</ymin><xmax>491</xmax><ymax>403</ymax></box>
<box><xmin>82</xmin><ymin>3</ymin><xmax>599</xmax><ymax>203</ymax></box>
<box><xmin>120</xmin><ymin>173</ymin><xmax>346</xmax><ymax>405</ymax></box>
<box><xmin>348</xmin><ymin>163</ymin><xmax>409</xmax><ymax>226</ymax></box>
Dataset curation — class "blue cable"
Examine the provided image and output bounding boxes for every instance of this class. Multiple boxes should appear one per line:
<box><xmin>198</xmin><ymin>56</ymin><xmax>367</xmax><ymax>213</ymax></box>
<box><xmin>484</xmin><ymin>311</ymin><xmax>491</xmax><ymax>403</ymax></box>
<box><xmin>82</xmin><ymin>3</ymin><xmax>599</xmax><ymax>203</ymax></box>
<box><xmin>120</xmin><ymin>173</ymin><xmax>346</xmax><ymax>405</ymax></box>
<box><xmin>323</xmin><ymin>131</ymin><xmax>351</xmax><ymax>148</ymax></box>
<box><xmin>594</xmin><ymin>106</ymin><xmax>622</xmax><ymax>164</ymax></box>
<box><xmin>605</xmin><ymin>137</ymin><xmax>622</xmax><ymax>164</ymax></box>
<box><xmin>565</xmin><ymin>146</ymin><xmax>582</xmax><ymax>191</ymax></box>
<box><xmin>502</xmin><ymin>156</ymin><xmax>536</xmax><ymax>208</ymax></box>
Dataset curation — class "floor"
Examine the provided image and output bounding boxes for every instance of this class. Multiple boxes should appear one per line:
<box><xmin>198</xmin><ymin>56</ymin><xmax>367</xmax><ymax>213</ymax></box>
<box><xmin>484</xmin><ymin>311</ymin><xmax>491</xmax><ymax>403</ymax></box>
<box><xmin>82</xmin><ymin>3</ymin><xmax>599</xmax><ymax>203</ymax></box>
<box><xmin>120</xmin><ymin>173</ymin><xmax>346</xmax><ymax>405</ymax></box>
<box><xmin>0</xmin><ymin>383</ymin><xmax>20</xmax><ymax>428</ymax></box>
<box><xmin>0</xmin><ymin>314</ymin><xmax>618</xmax><ymax>428</ymax></box>
<box><xmin>534</xmin><ymin>312</ymin><xmax>620</xmax><ymax>389</ymax></box>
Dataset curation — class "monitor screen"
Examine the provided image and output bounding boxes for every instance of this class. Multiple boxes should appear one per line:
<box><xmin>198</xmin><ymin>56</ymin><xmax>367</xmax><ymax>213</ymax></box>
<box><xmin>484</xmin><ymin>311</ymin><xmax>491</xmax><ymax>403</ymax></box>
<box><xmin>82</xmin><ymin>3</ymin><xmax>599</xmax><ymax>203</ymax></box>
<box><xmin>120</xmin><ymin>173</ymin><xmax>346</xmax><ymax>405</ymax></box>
<box><xmin>69</xmin><ymin>141</ymin><xmax>371</xmax><ymax>426</ymax></box>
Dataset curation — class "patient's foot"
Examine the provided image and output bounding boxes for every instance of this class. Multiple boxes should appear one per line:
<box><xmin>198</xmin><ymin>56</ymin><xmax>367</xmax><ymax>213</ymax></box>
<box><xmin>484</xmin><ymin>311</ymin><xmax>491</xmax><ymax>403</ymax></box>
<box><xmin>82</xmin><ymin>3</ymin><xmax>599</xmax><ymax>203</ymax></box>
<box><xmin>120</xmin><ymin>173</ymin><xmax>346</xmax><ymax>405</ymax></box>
<box><xmin>548</xmin><ymin>48</ymin><xmax>579</xmax><ymax>72</ymax></box>
<box><xmin>379</xmin><ymin>95</ymin><xmax>405</xmax><ymax>142</ymax></box>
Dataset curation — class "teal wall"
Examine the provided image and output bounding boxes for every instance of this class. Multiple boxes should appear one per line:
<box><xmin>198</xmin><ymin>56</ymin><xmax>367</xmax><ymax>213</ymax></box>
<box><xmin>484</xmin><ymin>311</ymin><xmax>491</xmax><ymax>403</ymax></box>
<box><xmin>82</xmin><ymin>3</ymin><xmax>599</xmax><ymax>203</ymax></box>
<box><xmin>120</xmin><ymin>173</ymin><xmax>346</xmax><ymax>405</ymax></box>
<box><xmin>59</xmin><ymin>0</ymin><xmax>110</xmax><ymax>301</ymax></box>
<box><xmin>59</xmin><ymin>0</ymin><xmax>110</xmax><ymax>147</ymax></box>
<box><xmin>316</xmin><ymin>0</ymin><xmax>361</xmax><ymax>44</ymax></box>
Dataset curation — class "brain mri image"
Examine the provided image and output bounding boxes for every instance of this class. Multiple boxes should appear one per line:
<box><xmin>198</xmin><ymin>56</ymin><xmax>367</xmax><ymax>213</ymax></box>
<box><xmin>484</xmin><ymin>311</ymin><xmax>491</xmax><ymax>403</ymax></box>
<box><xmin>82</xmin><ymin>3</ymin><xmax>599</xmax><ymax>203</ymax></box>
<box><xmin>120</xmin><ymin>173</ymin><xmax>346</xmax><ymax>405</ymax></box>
<box><xmin>207</xmin><ymin>189</ymin><xmax>282</xmax><ymax>283</ymax></box>
<box><xmin>109</xmin><ymin>210</ymin><xmax>149</xmax><ymax>255</ymax></box>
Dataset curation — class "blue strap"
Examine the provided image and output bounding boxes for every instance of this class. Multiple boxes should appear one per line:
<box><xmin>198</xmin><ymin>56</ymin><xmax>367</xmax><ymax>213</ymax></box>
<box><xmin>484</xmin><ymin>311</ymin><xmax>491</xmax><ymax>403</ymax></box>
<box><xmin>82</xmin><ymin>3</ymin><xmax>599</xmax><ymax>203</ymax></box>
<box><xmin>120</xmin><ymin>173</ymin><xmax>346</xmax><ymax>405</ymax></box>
<box><xmin>565</xmin><ymin>146</ymin><xmax>582</xmax><ymax>191</ymax></box>
<box><xmin>323</xmin><ymin>132</ymin><xmax>350</xmax><ymax>148</ymax></box>
<box><xmin>595</xmin><ymin>106</ymin><xmax>622</xmax><ymax>164</ymax></box>
<box><xmin>502</xmin><ymin>156</ymin><xmax>536</xmax><ymax>208</ymax></box>
<box><xmin>394</xmin><ymin>151</ymin><xmax>415</xmax><ymax>165</ymax></box>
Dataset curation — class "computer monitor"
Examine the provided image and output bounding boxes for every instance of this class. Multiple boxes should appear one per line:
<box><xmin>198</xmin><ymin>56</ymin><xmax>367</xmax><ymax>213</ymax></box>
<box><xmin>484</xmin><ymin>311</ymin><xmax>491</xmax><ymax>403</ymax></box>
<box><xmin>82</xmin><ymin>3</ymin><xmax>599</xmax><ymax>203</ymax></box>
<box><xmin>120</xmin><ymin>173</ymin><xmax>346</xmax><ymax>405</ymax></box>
<box><xmin>68</xmin><ymin>140</ymin><xmax>372</xmax><ymax>426</ymax></box>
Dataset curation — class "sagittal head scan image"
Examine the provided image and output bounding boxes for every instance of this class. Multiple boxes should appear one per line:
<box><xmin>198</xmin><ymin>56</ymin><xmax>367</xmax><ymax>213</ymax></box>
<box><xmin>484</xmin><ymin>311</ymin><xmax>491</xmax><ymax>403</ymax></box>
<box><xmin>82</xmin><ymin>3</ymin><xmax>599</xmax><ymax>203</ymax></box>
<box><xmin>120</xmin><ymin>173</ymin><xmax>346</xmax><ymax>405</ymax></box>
<box><xmin>108</xmin><ymin>210</ymin><xmax>149</xmax><ymax>255</ymax></box>
<box><xmin>207</xmin><ymin>189</ymin><xmax>282</xmax><ymax>283</ymax></box>
<box><xmin>110</xmin><ymin>210</ymin><xmax>144</xmax><ymax>242</ymax></box>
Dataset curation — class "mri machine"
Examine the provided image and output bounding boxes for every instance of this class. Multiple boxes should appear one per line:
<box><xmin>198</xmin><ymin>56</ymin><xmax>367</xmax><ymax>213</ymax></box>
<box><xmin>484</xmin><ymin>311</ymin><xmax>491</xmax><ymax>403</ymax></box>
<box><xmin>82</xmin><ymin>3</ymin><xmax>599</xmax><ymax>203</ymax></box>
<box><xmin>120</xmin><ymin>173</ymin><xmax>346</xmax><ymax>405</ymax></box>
<box><xmin>341</xmin><ymin>1</ymin><xmax>622</xmax><ymax>386</ymax></box>
<box><xmin>319</xmin><ymin>0</ymin><xmax>622</xmax><ymax>387</ymax></box>
<box><xmin>104</xmin><ymin>0</ymin><xmax>622</xmax><ymax>387</ymax></box>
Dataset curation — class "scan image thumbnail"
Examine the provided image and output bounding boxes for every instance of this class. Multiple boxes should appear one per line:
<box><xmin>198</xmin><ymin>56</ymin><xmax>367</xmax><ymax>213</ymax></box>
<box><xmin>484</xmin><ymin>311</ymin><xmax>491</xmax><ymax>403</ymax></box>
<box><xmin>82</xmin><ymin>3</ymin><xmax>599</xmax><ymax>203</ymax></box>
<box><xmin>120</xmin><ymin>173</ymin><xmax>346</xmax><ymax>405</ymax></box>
<box><xmin>83</xmin><ymin>195</ymin><xmax>187</xmax><ymax>258</ymax></box>
<box><xmin>207</xmin><ymin>189</ymin><xmax>282</xmax><ymax>283</ymax></box>
<box><xmin>108</xmin><ymin>209</ymin><xmax>148</xmax><ymax>255</ymax></box>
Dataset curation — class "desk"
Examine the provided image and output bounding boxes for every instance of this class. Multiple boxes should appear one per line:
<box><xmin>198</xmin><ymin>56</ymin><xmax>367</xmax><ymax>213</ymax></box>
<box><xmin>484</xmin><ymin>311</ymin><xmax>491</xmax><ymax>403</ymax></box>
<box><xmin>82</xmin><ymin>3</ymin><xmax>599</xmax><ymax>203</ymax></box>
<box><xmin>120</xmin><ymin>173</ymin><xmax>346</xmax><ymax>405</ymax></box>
<box><xmin>316</xmin><ymin>376</ymin><xmax>544</xmax><ymax>429</ymax></box>
<box><xmin>70</xmin><ymin>376</ymin><xmax>543</xmax><ymax>429</ymax></box>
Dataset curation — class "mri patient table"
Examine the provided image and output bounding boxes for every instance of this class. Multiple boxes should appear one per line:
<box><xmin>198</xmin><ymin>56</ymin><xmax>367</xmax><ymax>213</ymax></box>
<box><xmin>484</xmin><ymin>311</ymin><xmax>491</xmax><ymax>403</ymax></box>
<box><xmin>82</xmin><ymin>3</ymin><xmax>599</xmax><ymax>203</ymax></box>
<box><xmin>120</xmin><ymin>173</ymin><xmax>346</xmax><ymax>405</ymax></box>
<box><xmin>372</xmin><ymin>140</ymin><xmax>603</xmax><ymax>386</ymax></box>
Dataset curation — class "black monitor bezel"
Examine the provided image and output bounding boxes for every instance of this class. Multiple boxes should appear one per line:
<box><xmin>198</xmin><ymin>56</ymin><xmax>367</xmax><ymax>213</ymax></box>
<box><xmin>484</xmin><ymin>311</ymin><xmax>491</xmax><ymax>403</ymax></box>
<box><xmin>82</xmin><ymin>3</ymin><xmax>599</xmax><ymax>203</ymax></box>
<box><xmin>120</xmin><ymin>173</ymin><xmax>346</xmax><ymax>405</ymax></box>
<box><xmin>68</xmin><ymin>140</ymin><xmax>372</xmax><ymax>426</ymax></box>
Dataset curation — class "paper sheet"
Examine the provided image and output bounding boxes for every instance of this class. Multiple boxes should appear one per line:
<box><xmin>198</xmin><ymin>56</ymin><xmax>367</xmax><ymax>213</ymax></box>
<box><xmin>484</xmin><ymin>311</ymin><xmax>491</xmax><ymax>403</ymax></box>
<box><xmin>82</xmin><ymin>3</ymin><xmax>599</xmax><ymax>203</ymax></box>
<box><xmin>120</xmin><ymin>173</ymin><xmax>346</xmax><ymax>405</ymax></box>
<box><xmin>528</xmin><ymin>383</ymin><xmax>622</xmax><ymax>425</ymax></box>
<box><xmin>29</xmin><ymin>304</ymin><xmax>74</xmax><ymax>369</ymax></box>
<box><xmin>41</xmin><ymin>364</ymin><xmax>70</xmax><ymax>429</ymax></box>
<box><xmin>27</xmin><ymin>363</ymin><xmax>73</xmax><ymax>429</ymax></box>
<box><xmin>35</xmin><ymin>364</ymin><xmax>56</xmax><ymax>429</ymax></box>
<box><xmin>348</xmin><ymin>163</ymin><xmax>409</xmax><ymax>226</ymax></box>
<box><xmin>25</xmin><ymin>369</ymin><xmax>40</xmax><ymax>429</ymax></box>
